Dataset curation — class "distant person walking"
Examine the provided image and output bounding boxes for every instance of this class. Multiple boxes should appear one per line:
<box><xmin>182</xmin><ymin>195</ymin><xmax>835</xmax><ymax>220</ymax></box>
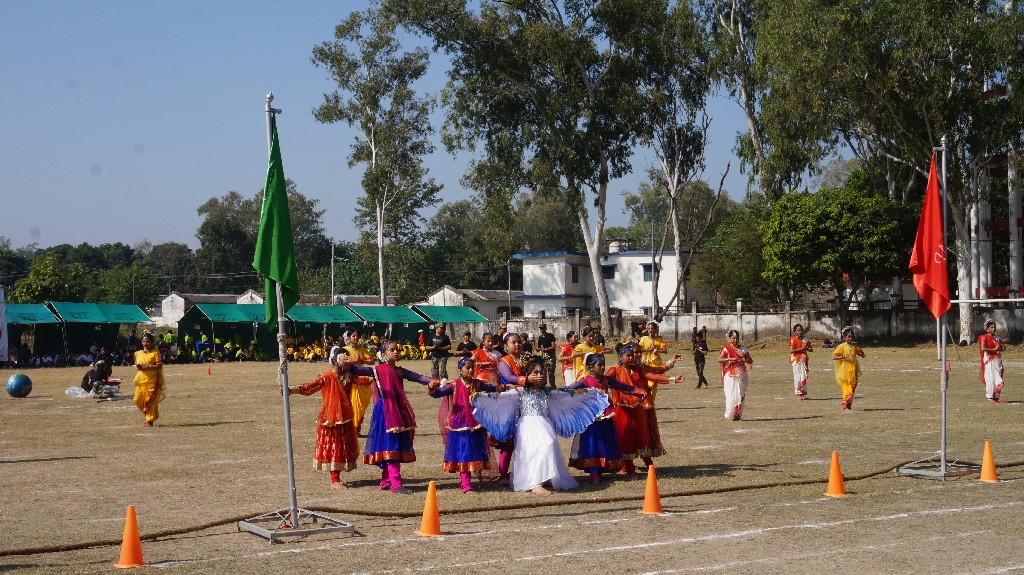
<box><xmin>718</xmin><ymin>330</ymin><xmax>752</xmax><ymax>421</ymax></box>
<box><xmin>132</xmin><ymin>332</ymin><xmax>165</xmax><ymax>428</ymax></box>
<box><xmin>789</xmin><ymin>324</ymin><xmax>812</xmax><ymax>399</ymax></box>
<box><xmin>832</xmin><ymin>327</ymin><xmax>865</xmax><ymax>411</ymax></box>
<box><xmin>692</xmin><ymin>327</ymin><xmax>710</xmax><ymax>389</ymax></box>
<box><xmin>978</xmin><ymin>319</ymin><xmax>1005</xmax><ymax>403</ymax></box>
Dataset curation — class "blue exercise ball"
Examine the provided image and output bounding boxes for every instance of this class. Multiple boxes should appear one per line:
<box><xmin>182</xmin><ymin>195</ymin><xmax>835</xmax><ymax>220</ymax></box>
<box><xmin>6</xmin><ymin>373</ymin><xmax>32</xmax><ymax>398</ymax></box>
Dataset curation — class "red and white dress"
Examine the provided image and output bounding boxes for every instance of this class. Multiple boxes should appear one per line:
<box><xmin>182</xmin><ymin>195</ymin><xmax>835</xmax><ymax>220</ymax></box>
<box><xmin>978</xmin><ymin>333</ymin><xmax>1004</xmax><ymax>401</ymax></box>
<box><xmin>720</xmin><ymin>345</ymin><xmax>752</xmax><ymax>421</ymax></box>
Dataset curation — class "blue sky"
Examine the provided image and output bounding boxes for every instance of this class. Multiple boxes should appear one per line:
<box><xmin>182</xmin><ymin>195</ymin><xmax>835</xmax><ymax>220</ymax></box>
<box><xmin>0</xmin><ymin>1</ymin><xmax>749</xmax><ymax>252</ymax></box>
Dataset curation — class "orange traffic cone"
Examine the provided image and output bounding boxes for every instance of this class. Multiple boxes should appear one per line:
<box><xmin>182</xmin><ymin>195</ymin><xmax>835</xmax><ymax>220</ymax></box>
<box><xmin>206</xmin><ymin>366</ymin><xmax>212</xmax><ymax>376</ymax></box>
<box><xmin>825</xmin><ymin>451</ymin><xmax>847</xmax><ymax>497</ymax></box>
<box><xmin>980</xmin><ymin>440</ymin><xmax>999</xmax><ymax>483</ymax></box>
<box><xmin>114</xmin><ymin>505</ymin><xmax>144</xmax><ymax>569</ymax></box>
<box><xmin>417</xmin><ymin>481</ymin><xmax>442</xmax><ymax>536</ymax></box>
<box><xmin>641</xmin><ymin>465</ymin><xmax>664</xmax><ymax>514</ymax></box>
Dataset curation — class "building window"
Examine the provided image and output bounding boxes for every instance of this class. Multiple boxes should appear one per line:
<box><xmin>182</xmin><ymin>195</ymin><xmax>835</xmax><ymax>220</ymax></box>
<box><xmin>642</xmin><ymin>263</ymin><xmax>659</xmax><ymax>282</ymax></box>
<box><xmin>571</xmin><ymin>266</ymin><xmax>579</xmax><ymax>283</ymax></box>
<box><xmin>601</xmin><ymin>265</ymin><xmax>616</xmax><ymax>279</ymax></box>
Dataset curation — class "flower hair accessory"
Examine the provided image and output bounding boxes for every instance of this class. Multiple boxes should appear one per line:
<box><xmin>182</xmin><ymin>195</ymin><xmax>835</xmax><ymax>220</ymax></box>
<box><xmin>519</xmin><ymin>352</ymin><xmax>552</xmax><ymax>372</ymax></box>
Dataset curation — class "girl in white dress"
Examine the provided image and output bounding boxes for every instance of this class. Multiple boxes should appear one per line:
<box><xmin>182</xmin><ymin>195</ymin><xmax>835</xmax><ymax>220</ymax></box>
<box><xmin>472</xmin><ymin>356</ymin><xmax>607</xmax><ymax>494</ymax></box>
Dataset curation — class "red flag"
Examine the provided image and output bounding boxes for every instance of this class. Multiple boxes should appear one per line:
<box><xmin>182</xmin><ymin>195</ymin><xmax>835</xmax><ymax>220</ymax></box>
<box><xmin>909</xmin><ymin>154</ymin><xmax>950</xmax><ymax>318</ymax></box>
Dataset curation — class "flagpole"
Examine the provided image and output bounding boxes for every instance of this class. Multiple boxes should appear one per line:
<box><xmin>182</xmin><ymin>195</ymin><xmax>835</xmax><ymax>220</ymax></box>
<box><xmin>939</xmin><ymin>135</ymin><xmax>948</xmax><ymax>476</ymax></box>
<box><xmin>895</xmin><ymin>136</ymin><xmax>973</xmax><ymax>479</ymax></box>
<box><xmin>265</xmin><ymin>92</ymin><xmax>299</xmax><ymax>528</ymax></box>
<box><xmin>238</xmin><ymin>94</ymin><xmax>354</xmax><ymax>543</ymax></box>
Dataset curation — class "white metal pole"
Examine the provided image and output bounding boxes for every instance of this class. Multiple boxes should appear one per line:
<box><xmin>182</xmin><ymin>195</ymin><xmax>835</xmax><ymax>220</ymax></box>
<box><xmin>266</xmin><ymin>92</ymin><xmax>299</xmax><ymax>525</ymax></box>
<box><xmin>331</xmin><ymin>243</ymin><xmax>335</xmax><ymax>306</ymax></box>
<box><xmin>651</xmin><ymin>223</ymin><xmax>656</xmax><ymax>320</ymax></box>
<box><xmin>939</xmin><ymin>135</ymin><xmax>949</xmax><ymax>476</ymax></box>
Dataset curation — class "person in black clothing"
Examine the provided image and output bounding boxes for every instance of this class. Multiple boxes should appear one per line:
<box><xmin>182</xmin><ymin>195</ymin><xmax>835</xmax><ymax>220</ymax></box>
<box><xmin>493</xmin><ymin>324</ymin><xmax>508</xmax><ymax>356</ymax></box>
<box><xmin>521</xmin><ymin>333</ymin><xmax>534</xmax><ymax>354</ymax></box>
<box><xmin>426</xmin><ymin>324</ymin><xmax>452</xmax><ymax>379</ymax></box>
<box><xmin>81</xmin><ymin>360</ymin><xmax>116</xmax><ymax>397</ymax></box>
<box><xmin>455</xmin><ymin>331</ymin><xmax>477</xmax><ymax>357</ymax></box>
<box><xmin>536</xmin><ymin>323</ymin><xmax>557</xmax><ymax>387</ymax></box>
<box><xmin>693</xmin><ymin>327</ymin><xmax>710</xmax><ymax>388</ymax></box>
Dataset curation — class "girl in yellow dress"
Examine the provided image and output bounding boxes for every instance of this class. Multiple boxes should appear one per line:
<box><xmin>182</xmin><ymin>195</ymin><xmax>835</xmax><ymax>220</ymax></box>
<box><xmin>132</xmin><ymin>332</ymin><xmax>165</xmax><ymax>427</ymax></box>
<box><xmin>832</xmin><ymin>326</ymin><xmax>865</xmax><ymax>411</ymax></box>
<box><xmin>343</xmin><ymin>329</ymin><xmax>375</xmax><ymax>435</ymax></box>
<box><xmin>638</xmin><ymin>320</ymin><xmax>671</xmax><ymax>401</ymax></box>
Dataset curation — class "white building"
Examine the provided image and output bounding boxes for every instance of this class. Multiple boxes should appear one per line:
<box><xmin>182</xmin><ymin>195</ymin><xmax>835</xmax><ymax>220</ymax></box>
<box><xmin>155</xmin><ymin>290</ymin><xmax>263</xmax><ymax>327</ymax></box>
<box><xmin>333</xmin><ymin>294</ymin><xmax>398</xmax><ymax>306</ymax></box>
<box><xmin>425</xmin><ymin>285</ymin><xmax>525</xmax><ymax>320</ymax></box>
<box><xmin>513</xmin><ymin>250</ymin><xmax>712</xmax><ymax>318</ymax></box>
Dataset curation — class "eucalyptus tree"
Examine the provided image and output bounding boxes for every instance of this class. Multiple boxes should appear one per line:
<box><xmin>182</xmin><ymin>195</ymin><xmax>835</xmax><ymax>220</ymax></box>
<box><xmin>757</xmin><ymin>0</ymin><xmax>1024</xmax><ymax>342</ymax></box>
<box><xmin>636</xmin><ymin>1</ymin><xmax>718</xmax><ymax>316</ymax></box>
<box><xmin>700</xmin><ymin>0</ymin><xmax>792</xmax><ymax>199</ymax></box>
<box><xmin>312</xmin><ymin>5</ymin><xmax>442</xmax><ymax>305</ymax></box>
<box><xmin>389</xmin><ymin>0</ymin><xmax>679</xmax><ymax>330</ymax></box>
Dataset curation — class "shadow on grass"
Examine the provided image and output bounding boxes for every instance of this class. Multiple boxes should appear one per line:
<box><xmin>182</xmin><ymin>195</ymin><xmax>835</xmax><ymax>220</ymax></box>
<box><xmin>743</xmin><ymin>415</ymin><xmax>824</xmax><ymax>422</ymax></box>
<box><xmin>0</xmin><ymin>455</ymin><xmax>95</xmax><ymax>464</ymax></box>
<box><xmin>0</xmin><ymin>564</ymin><xmax>42</xmax><ymax>572</ymax></box>
<box><xmin>860</xmin><ymin>408</ymin><xmax>906</xmax><ymax>412</ymax></box>
<box><xmin>163</xmin><ymin>420</ymin><xmax>254</xmax><ymax>428</ymax></box>
<box><xmin>648</xmin><ymin>462</ymin><xmax>787</xmax><ymax>480</ymax></box>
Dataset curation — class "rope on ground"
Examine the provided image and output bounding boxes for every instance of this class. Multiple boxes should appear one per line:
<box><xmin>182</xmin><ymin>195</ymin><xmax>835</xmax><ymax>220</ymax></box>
<box><xmin>1</xmin><ymin>458</ymin><xmax>1019</xmax><ymax>558</ymax></box>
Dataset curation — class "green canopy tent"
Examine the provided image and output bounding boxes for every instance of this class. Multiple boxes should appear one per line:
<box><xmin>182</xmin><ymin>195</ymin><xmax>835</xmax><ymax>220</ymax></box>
<box><xmin>5</xmin><ymin>304</ymin><xmax>60</xmax><ymax>358</ymax></box>
<box><xmin>285</xmin><ymin>305</ymin><xmax>362</xmax><ymax>347</ymax></box>
<box><xmin>347</xmin><ymin>305</ymin><xmax>431</xmax><ymax>345</ymax></box>
<box><xmin>178</xmin><ymin>303</ymin><xmax>277</xmax><ymax>359</ymax></box>
<box><xmin>411</xmin><ymin>305</ymin><xmax>489</xmax><ymax>324</ymax></box>
<box><xmin>44</xmin><ymin>302</ymin><xmax>152</xmax><ymax>356</ymax></box>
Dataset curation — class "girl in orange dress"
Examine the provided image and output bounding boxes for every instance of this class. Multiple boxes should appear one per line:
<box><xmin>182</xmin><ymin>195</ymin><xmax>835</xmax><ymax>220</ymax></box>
<box><xmin>788</xmin><ymin>324</ymin><xmax>812</xmax><ymax>399</ymax></box>
<box><xmin>471</xmin><ymin>332</ymin><xmax>500</xmax><ymax>385</ymax></box>
<box><xmin>605</xmin><ymin>342</ymin><xmax>683</xmax><ymax>474</ymax></box>
<box><xmin>287</xmin><ymin>346</ymin><xmax>360</xmax><ymax>489</ymax></box>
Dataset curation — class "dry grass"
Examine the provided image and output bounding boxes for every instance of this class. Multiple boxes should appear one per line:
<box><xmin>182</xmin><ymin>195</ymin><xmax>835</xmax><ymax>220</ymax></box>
<box><xmin>1</xmin><ymin>341</ymin><xmax>1023</xmax><ymax>574</ymax></box>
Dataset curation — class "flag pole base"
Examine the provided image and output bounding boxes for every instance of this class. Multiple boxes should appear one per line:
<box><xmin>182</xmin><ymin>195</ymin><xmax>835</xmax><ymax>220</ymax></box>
<box><xmin>895</xmin><ymin>454</ymin><xmax>977</xmax><ymax>480</ymax></box>
<box><xmin>237</xmin><ymin>507</ymin><xmax>356</xmax><ymax>544</ymax></box>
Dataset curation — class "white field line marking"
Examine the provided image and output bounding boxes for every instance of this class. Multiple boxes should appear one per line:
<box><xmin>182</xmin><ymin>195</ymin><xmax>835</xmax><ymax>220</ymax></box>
<box><xmin>144</xmin><ymin>501</ymin><xmax>1021</xmax><ymax>573</ymax></box>
<box><xmin>957</xmin><ymin>563</ymin><xmax>1024</xmax><ymax>574</ymax></box>
<box><xmin>582</xmin><ymin>507</ymin><xmax>736</xmax><ymax>524</ymax></box>
<box><xmin>639</xmin><ymin>533</ymin><xmax>953</xmax><ymax>573</ymax></box>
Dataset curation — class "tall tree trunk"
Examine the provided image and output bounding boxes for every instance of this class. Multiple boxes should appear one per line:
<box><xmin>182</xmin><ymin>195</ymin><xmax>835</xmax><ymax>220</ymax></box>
<box><xmin>376</xmin><ymin>200</ymin><xmax>387</xmax><ymax>306</ymax></box>
<box><xmin>576</xmin><ymin>160</ymin><xmax>612</xmax><ymax>333</ymax></box>
<box><xmin>949</xmin><ymin>196</ymin><xmax>973</xmax><ymax>345</ymax></box>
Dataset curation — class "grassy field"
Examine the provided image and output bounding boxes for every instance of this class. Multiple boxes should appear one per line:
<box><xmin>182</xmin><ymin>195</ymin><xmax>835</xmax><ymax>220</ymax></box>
<box><xmin>1</xmin><ymin>339</ymin><xmax>1023</xmax><ymax>574</ymax></box>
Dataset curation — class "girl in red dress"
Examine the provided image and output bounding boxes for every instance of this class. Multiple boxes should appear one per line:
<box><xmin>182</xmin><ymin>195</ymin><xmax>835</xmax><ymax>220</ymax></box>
<box><xmin>604</xmin><ymin>342</ymin><xmax>683</xmax><ymax>475</ymax></box>
<box><xmin>286</xmin><ymin>346</ymin><xmax>360</xmax><ymax>489</ymax></box>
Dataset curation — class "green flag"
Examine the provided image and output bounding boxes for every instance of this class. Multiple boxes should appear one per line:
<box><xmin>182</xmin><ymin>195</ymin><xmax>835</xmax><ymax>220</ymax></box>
<box><xmin>252</xmin><ymin>115</ymin><xmax>299</xmax><ymax>326</ymax></box>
